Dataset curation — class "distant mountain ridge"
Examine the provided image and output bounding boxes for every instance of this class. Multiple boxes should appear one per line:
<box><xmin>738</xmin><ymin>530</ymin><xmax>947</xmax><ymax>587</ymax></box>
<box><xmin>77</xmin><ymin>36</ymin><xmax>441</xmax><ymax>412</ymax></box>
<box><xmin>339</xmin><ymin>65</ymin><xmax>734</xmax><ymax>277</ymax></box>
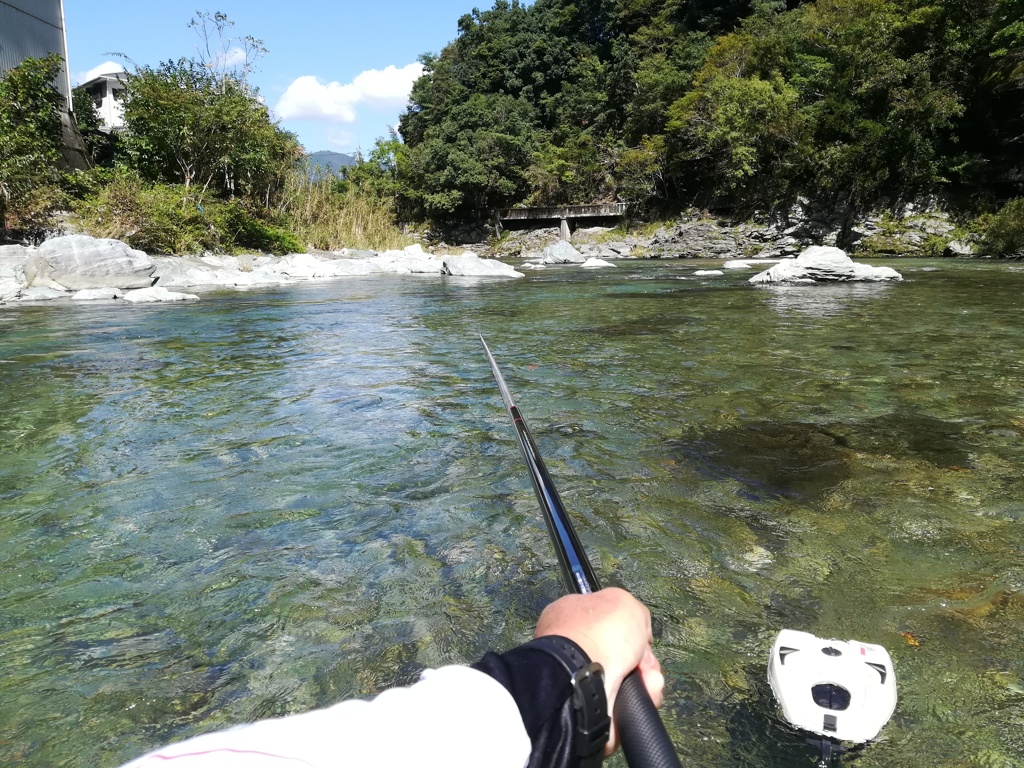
<box><xmin>307</xmin><ymin>150</ymin><xmax>356</xmax><ymax>176</ymax></box>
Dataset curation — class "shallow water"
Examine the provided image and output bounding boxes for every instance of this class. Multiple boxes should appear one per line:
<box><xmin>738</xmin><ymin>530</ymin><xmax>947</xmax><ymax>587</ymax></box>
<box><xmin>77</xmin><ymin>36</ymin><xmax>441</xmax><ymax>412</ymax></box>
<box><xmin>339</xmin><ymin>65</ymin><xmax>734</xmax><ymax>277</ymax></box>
<box><xmin>1</xmin><ymin>260</ymin><xmax>1023</xmax><ymax>767</ymax></box>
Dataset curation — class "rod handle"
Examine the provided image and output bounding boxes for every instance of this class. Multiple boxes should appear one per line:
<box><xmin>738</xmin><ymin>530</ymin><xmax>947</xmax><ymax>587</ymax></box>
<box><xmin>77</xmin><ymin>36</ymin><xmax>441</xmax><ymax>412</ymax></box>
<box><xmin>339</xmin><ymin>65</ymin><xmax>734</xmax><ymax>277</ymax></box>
<box><xmin>615</xmin><ymin>670</ymin><xmax>683</xmax><ymax>768</ymax></box>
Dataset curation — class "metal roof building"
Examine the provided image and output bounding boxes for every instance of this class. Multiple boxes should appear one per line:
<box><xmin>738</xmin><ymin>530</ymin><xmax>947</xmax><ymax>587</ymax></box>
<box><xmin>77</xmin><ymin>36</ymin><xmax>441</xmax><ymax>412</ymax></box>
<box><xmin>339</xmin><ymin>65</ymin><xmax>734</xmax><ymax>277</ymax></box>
<box><xmin>0</xmin><ymin>0</ymin><xmax>72</xmax><ymax>107</ymax></box>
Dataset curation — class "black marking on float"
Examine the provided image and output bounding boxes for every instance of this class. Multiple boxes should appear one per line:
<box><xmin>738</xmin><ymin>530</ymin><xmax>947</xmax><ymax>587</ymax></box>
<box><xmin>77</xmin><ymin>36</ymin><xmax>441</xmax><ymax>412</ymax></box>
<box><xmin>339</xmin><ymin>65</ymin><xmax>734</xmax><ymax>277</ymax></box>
<box><xmin>866</xmin><ymin>662</ymin><xmax>888</xmax><ymax>684</ymax></box>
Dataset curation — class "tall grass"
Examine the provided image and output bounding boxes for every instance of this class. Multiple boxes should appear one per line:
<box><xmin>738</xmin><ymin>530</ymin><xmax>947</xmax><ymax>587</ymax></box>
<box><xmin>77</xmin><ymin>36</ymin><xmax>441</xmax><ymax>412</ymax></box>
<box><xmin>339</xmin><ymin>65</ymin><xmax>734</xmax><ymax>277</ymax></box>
<box><xmin>279</xmin><ymin>170</ymin><xmax>413</xmax><ymax>252</ymax></box>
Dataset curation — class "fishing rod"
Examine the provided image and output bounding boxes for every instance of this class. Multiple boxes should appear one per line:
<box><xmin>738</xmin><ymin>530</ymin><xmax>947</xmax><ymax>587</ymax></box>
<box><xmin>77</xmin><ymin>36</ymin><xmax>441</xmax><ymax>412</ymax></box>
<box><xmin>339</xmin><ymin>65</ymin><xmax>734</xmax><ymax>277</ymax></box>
<box><xmin>481</xmin><ymin>336</ymin><xmax>683</xmax><ymax>768</ymax></box>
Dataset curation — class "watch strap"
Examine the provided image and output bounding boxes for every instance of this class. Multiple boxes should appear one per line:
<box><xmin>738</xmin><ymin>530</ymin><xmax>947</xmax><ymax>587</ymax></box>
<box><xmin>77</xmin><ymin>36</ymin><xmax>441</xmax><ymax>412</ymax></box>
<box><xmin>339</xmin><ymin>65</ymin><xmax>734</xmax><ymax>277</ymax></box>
<box><xmin>524</xmin><ymin>635</ymin><xmax>611</xmax><ymax>767</ymax></box>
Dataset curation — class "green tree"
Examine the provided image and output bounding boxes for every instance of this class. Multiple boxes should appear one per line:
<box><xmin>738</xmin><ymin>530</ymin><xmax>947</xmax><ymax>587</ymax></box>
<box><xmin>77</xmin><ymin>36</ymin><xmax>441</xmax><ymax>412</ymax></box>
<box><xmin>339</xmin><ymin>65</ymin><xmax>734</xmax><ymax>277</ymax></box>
<box><xmin>344</xmin><ymin>132</ymin><xmax>411</xmax><ymax>217</ymax></box>
<box><xmin>665</xmin><ymin>0</ymin><xmax>964</xmax><ymax>214</ymax></box>
<box><xmin>404</xmin><ymin>93</ymin><xmax>535</xmax><ymax>224</ymax></box>
<box><xmin>0</xmin><ymin>54</ymin><xmax>66</xmax><ymax>238</ymax></box>
<box><xmin>72</xmin><ymin>84</ymin><xmax>111</xmax><ymax>166</ymax></box>
<box><xmin>118</xmin><ymin>12</ymin><xmax>300</xmax><ymax>208</ymax></box>
<box><xmin>120</xmin><ymin>58</ymin><xmax>298</xmax><ymax>206</ymax></box>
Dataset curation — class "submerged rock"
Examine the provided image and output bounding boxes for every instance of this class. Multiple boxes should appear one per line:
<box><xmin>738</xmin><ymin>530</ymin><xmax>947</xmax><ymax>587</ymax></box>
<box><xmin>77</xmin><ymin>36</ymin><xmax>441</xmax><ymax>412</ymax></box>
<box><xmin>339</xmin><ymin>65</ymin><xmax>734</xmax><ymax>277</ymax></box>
<box><xmin>667</xmin><ymin>421</ymin><xmax>851</xmax><ymax>501</ymax></box>
<box><xmin>694</xmin><ymin>269</ymin><xmax>724</xmax><ymax>276</ymax></box>
<box><xmin>750</xmin><ymin>246</ymin><xmax>903</xmax><ymax>285</ymax></box>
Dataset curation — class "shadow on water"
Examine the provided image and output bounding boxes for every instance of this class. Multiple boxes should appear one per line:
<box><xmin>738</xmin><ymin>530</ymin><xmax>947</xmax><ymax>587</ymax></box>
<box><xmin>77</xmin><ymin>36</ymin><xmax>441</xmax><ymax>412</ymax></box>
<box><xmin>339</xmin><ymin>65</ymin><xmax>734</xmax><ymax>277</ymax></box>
<box><xmin>666</xmin><ymin>411</ymin><xmax>971</xmax><ymax>501</ymax></box>
<box><xmin>667</xmin><ymin>422</ymin><xmax>852</xmax><ymax>502</ymax></box>
<box><xmin>825</xmin><ymin>412</ymin><xmax>971</xmax><ymax>469</ymax></box>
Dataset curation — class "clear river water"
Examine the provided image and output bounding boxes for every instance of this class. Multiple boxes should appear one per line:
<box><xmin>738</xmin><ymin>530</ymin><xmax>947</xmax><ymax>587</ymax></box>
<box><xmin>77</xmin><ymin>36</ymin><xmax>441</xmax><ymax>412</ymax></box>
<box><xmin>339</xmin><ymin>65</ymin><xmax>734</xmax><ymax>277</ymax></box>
<box><xmin>1</xmin><ymin>259</ymin><xmax>1023</xmax><ymax>767</ymax></box>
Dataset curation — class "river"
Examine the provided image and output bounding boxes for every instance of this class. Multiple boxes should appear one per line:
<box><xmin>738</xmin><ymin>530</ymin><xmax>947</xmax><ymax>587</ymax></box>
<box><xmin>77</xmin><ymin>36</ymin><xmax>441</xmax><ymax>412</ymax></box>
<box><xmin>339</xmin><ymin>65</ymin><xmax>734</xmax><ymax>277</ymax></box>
<box><xmin>1</xmin><ymin>259</ymin><xmax>1022</xmax><ymax>767</ymax></box>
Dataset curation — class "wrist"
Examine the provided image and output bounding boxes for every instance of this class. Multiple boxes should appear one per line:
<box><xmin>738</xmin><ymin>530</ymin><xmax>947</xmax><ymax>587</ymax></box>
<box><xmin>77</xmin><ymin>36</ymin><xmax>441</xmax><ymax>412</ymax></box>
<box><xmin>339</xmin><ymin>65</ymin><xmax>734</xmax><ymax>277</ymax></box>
<box><xmin>523</xmin><ymin>636</ymin><xmax>611</xmax><ymax>767</ymax></box>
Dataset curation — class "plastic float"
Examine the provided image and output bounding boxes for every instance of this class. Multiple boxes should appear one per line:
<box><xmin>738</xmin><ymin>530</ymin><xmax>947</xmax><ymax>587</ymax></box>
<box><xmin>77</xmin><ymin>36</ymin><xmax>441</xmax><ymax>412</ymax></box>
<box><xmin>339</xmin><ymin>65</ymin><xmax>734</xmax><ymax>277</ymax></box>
<box><xmin>768</xmin><ymin>629</ymin><xmax>897</xmax><ymax>767</ymax></box>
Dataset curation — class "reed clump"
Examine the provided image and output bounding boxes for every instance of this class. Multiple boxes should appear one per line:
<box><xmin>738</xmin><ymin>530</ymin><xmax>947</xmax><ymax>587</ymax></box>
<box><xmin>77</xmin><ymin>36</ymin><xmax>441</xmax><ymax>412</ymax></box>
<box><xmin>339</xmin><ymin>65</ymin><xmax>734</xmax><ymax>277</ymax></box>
<box><xmin>279</xmin><ymin>170</ymin><xmax>413</xmax><ymax>253</ymax></box>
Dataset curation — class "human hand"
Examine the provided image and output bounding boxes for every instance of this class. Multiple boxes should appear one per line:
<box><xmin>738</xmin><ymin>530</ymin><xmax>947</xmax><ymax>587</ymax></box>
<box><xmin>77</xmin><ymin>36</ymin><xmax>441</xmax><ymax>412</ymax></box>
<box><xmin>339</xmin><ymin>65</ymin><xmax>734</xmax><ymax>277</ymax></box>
<box><xmin>534</xmin><ymin>587</ymin><xmax>664</xmax><ymax>755</ymax></box>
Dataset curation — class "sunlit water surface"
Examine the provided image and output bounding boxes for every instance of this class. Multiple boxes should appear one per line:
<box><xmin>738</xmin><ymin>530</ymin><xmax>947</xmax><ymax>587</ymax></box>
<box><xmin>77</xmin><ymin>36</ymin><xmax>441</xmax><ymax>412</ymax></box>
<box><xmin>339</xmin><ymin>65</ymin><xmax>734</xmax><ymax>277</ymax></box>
<box><xmin>1</xmin><ymin>260</ymin><xmax>1023</xmax><ymax>767</ymax></box>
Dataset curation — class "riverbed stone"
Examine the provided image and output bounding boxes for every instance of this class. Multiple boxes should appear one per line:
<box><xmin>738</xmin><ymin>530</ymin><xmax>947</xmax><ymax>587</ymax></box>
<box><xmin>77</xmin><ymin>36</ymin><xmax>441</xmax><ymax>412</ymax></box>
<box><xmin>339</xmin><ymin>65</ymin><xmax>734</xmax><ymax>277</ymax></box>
<box><xmin>39</xmin><ymin>235</ymin><xmax>157</xmax><ymax>290</ymax></box>
<box><xmin>695</xmin><ymin>269</ymin><xmax>725</xmax><ymax>276</ymax></box>
<box><xmin>443</xmin><ymin>252</ymin><xmax>523</xmax><ymax>277</ymax></box>
<box><xmin>749</xmin><ymin>246</ymin><xmax>903</xmax><ymax>284</ymax></box>
<box><xmin>581</xmin><ymin>257</ymin><xmax>616</xmax><ymax>269</ymax></box>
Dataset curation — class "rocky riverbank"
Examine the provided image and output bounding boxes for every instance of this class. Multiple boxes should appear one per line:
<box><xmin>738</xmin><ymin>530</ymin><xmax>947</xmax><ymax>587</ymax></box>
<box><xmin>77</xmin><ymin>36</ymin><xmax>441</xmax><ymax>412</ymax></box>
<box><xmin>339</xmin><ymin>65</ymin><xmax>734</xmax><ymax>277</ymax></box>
<box><xmin>0</xmin><ymin>236</ymin><xmax>525</xmax><ymax>306</ymax></box>
<box><xmin>0</xmin><ymin>203</ymin><xmax>981</xmax><ymax>307</ymax></box>
<box><xmin>480</xmin><ymin>204</ymin><xmax>977</xmax><ymax>262</ymax></box>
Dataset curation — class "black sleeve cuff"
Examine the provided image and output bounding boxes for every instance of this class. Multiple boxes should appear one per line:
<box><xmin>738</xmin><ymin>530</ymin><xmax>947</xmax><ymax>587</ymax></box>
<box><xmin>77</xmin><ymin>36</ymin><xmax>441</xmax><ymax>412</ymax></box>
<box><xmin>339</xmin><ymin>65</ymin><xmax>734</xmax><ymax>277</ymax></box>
<box><xmin>472</xmin><ymin>637</ymin><xmax>591</xmax><ymax>768</ymax></box>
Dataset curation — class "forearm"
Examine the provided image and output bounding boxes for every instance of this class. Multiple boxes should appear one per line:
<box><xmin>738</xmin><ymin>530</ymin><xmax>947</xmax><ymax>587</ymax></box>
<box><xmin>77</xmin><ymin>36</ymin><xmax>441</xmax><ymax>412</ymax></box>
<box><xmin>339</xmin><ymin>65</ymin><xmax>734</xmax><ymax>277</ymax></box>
<box><xmin>120</xmin><ymin>665</ymin><xmax>531</xmax><ymax>768</ymax></box>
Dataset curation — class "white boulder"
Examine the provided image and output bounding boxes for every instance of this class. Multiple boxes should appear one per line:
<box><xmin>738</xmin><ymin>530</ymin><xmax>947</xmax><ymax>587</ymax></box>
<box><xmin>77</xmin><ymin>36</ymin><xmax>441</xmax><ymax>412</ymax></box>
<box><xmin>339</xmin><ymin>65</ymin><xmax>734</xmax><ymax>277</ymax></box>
<box><xmin>443</xmin><ymin>253</ymin><xmax>524</xmax><ymax>278</ymax></box>
<box><xmin>72</xmin><ymin>287</ymin><xmax>123</xmax><ymax>301</ymax></box>
<box><xmin>581</xmin><ymin>258</ymin><xmax>616</xmax><ymax>269</ymax></box>
<box><xmin>40</xmin><ymin>235</ymin><xmax>156</xmax><ymax>290</ymax></box>
<box><xmin>541</xmin><ymin>241</ymin><xmax>586</xmax><ymax>264</ymax></box>
<box><xmin>749</xmin><ymin>246</ymin><xmax>903</xmax><ymax>284</ymax></box>
<box><xmin>372</xmin><ymin>249</ymin><xmax>445</xmax><ymax>274</ymax></box>
<box><xmin>695</xmin><ymin>269</ymin><xmax>724</xmax><ymax>276</ymax></box>
<box><xmin>19</xmin><ymin>286</ymin><xmax>69</xmax><ymax>301</ymax></box>
<box><xmin>723</xmin><ymin>260</ymin><xmax>754</xmax><ymax>270</ymax></box>
<box><xmin>0</xmin><ymin>278</ymin><xmax>22</xmax><ymax>302</ymax></box>
<box><xmin>274</xmin><ymin>253</ymin><xmax>383</xmax><ymax>279</ymax></box>
<box><xmin>151</xmin><ymin>257</ymin><xmax>292</xmax><ymax>288</ymax></box>
<box><xmin>123</xmin><ymin>287</ymin><xmax>200</xmax><ymax>303</ymax></box>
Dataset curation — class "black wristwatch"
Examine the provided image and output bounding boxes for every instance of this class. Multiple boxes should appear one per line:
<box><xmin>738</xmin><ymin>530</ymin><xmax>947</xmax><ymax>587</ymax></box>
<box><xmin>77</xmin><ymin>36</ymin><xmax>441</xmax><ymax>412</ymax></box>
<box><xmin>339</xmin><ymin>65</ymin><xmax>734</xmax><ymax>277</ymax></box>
<box><xmin>524</xmin><ymin>636</ymin><xmax>611</xmax><ymax>767</ymax></box>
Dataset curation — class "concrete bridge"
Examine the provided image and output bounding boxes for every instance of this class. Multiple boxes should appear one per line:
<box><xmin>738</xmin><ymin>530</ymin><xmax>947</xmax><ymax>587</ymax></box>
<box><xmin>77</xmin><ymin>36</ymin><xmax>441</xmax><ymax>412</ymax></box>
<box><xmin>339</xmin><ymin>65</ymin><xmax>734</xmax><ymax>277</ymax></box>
<box><xmin>497</xmin><ymin>203</ymin><xmax>628</xmax><ymax>240</ymax></box>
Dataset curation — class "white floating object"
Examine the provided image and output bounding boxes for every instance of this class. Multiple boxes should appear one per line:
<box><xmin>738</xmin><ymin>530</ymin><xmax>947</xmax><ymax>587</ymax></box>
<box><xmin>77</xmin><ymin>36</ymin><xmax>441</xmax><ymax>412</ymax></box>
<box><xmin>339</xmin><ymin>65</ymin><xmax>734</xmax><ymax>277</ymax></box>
<box><xmin>768</xmin><ymin>629</ymin><xmax>896</xmax><ymax>745</ymax></box>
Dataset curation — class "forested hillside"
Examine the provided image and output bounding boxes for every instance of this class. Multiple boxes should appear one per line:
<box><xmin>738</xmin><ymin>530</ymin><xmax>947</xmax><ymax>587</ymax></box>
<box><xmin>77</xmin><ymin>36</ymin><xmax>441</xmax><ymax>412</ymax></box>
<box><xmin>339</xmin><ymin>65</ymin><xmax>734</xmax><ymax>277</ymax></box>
<box><xmin>385</xmin><ymin>0</ymin><xmax>1023</xmax><ymax>228</ymax></box>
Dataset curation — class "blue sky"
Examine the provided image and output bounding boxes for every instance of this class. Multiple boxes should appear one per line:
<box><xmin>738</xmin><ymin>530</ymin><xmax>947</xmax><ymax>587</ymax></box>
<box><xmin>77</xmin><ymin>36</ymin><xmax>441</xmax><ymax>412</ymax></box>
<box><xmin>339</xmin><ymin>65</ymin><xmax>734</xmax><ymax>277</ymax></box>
<box><xmin>64</xmin><ymin>0</ymin><xmax>485</xmax><ymax>155</ymax></box>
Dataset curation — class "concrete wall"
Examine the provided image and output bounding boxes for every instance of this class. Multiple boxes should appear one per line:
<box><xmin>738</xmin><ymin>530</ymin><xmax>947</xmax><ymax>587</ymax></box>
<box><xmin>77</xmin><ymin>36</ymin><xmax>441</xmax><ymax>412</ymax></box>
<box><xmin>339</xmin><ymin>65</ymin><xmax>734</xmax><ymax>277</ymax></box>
<box><xmin>0</xmin><ymin>0</ymin><xmax>72</xmax><ymax>107</ymax></box>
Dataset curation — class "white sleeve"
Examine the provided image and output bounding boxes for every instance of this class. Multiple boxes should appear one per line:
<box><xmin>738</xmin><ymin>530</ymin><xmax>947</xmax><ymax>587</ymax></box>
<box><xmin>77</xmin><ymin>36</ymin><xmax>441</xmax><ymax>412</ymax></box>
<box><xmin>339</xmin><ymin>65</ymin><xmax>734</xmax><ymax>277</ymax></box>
<box><xmin>119</xmin><ymin>665</ymin><xmax>531</xmax><ymax>768</ymax></box>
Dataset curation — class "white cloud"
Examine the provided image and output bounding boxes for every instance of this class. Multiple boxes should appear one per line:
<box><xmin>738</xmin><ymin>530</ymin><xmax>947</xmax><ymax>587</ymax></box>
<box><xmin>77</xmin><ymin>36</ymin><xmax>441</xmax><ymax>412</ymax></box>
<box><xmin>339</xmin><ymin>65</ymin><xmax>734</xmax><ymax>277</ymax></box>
<box><xmin>75</xmin><ymin>61</ymin><xmax>126</xmax><ymax>86</ymax></box>
<box><xmin>213</xmin><ymin>46</ymin><xmax>249</xmax><ymax>71</ymax></box>
<box><xmin>326</xmin><ymin>129</ymin><xmax>359</xmax><ymax>151</ymax></box>
<box><xmin>275</xmin><ymin>63</ymin><xmax>424</xmax><ymax>123</ymax></box>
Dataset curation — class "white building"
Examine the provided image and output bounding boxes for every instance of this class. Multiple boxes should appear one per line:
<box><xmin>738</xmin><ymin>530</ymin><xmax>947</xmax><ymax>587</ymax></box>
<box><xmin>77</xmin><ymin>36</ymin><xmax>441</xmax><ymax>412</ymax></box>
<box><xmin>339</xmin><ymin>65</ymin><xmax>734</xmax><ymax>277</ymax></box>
<box><xmin>79</xmin><ymin>71</ymin><xmax>126</xmax><ymax>131</ymax></box>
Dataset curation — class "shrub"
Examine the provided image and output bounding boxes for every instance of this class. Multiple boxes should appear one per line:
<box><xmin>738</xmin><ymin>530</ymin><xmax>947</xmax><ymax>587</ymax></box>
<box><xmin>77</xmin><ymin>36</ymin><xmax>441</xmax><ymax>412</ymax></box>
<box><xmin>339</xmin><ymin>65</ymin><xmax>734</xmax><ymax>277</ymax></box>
<box><xmin>0</xmin><ymin>55</ymin><xmax>66</xmax><ymax>240</ymax></box>
<box><xmin>980</xmin><ymin>198</ymin><xmax>1024</xmax><ymax>257</ymax></box>
<box><xmin>219</xmin><ymin>201</ymin><xmax>304</xmax><ymax>254</ymax></box>
<box><xmin>71</xmin><ymin>172</ymin><xmax>305</xmax><ymax>255</ymax></box>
